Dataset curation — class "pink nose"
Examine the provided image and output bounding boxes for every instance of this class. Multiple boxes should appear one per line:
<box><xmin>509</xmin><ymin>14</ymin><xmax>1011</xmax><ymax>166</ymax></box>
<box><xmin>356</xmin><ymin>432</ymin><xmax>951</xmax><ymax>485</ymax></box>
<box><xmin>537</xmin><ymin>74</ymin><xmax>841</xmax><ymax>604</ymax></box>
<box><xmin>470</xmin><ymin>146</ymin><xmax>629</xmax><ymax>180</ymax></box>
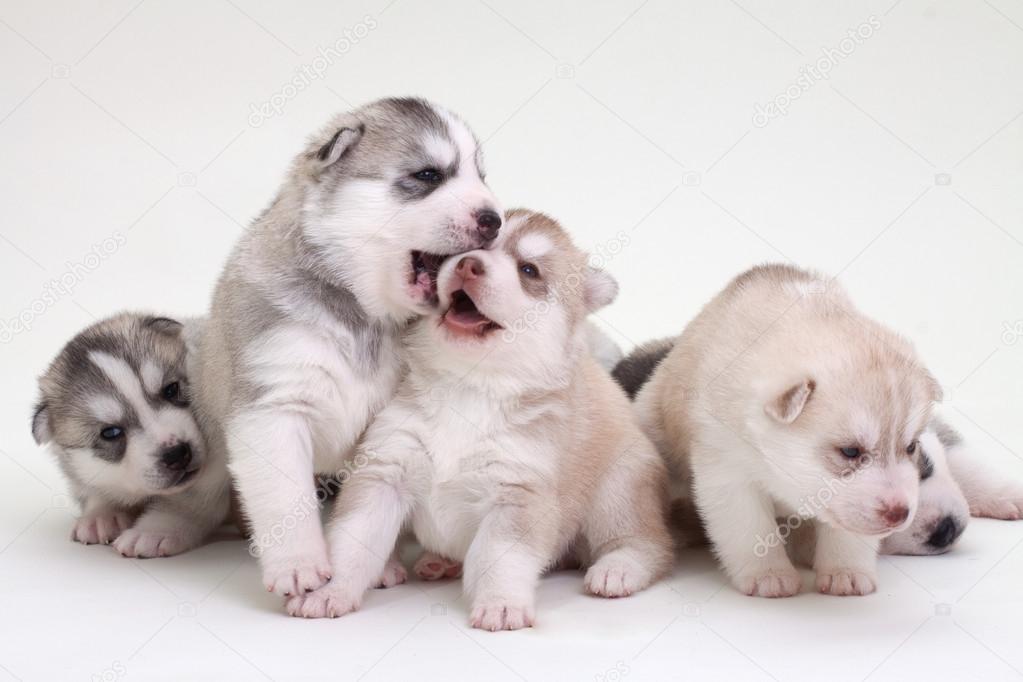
<box><xmin>455</xmin><ymin>256</ymin><xmax>485</xmax><ymax>281</ymax></box>
<box><xmin>880</xmin><ymin>504</ymin><xmax>909</xmax><ymax>527</ymax></box>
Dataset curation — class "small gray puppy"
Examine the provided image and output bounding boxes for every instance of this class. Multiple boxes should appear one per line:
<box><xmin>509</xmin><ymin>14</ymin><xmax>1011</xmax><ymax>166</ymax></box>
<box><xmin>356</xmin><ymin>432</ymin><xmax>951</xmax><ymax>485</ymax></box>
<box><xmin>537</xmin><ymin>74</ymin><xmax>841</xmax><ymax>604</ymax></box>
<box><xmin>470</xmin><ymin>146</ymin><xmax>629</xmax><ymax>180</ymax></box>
<box><xmin>33</xmin><ymin>313</ymin><xmax>230</xmax><ymax>557</ymax></box>
<box><xmin>196</xmin><ymin>97</ymin><xmax>503</xmax><ymax>597</ymax></box>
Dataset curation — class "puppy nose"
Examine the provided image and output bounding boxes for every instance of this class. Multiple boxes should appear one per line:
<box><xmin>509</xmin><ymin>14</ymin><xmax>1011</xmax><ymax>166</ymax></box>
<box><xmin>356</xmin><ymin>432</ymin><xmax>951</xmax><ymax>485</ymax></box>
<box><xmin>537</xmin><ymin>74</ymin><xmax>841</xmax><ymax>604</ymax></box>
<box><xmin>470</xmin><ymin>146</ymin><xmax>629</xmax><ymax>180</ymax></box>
<box><xmin>927</xmin><ymin>516</ymin><xmax>962</xmax><ymax>549</ymax></box>
<box><xmin>475</xmin><ymin>209</ymin><xmax>502</xmax><ymax>242</ymax></box>
<box><xmin>455</xmin><ymin>256</ymin><xmax>486</xmax><ymax>281</ymax></box>
<box><xmin>879</xmin><ymin>503</ymin><xmax>909</xmax><ymax>527</ymax></box>
<box><xmin>160</xmin><ymin>443</ymin><xmax>192</xmax><ymax>471</ymax></box>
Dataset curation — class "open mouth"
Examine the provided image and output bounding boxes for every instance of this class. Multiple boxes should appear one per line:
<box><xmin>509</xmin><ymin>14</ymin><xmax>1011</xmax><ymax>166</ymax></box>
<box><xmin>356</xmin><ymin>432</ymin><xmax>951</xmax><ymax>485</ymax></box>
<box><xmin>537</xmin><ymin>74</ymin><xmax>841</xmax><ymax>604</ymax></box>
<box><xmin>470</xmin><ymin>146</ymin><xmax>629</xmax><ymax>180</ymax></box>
<box><xmin>410</xmin><ymin>250</ymin><xmax>451</xmax><ymax>305</ymax></box>
<box><xmin>441</xmin><ymin>289</ymin><xmax>502</xmax><ymax>338</ymax></box>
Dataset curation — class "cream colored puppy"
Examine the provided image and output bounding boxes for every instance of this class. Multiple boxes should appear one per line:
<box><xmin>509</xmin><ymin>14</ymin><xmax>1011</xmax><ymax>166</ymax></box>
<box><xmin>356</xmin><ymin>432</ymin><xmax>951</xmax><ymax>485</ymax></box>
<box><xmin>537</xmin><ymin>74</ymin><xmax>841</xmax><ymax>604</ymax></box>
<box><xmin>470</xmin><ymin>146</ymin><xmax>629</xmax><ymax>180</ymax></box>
<box><xmin>288</xmin><ymin>209</ymin><xmax>674</xmax><ymax>627</ymax></box>
<box><xmin>634</xmin><ymin>264</ymin><xmax>941</xmax><ymax>597</ymax></box>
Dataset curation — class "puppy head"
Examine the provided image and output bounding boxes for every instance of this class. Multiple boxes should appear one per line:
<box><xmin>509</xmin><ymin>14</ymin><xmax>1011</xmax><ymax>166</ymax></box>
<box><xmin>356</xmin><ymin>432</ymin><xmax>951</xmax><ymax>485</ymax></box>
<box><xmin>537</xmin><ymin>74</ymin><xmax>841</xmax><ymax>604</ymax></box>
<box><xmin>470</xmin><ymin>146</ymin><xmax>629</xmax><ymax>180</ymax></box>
<box><xmin>880</xmin><ymin>427</ymin><xmax>969</xmax><ymax>554</ymax></box>
<box><xmin>407</xmin><ymin>209</ymin><xmax>617</xmax><ymax>388</ymax></box>
<box><xmin>298</xmin><ymin>97</ymin><xmax>503</xmax><ymax>321</ymax></box>
<box><xmin>758</xmin><ymin>336</ymin><xmax>941</xmax><ymax>537</ymax></box>
<box><xmin>33</xmin><ymin>315</ymin><xmax>205</xmax><ymax>502</ymax></box>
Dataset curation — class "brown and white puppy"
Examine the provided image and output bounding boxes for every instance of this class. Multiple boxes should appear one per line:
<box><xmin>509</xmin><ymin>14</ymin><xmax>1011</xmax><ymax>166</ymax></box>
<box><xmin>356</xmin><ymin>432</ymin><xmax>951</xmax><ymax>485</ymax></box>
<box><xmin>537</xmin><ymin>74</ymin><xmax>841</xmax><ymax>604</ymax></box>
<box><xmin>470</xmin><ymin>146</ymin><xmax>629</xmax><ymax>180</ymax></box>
<box><xmin>32</xmin><ymin>313</ymin><xmax>231</xmax><ymax>557</ymax></box>
<box><xmin>286</xmin><ymin>209</ymin><xmax>674</xmax><ymax>628</ymax></box>
<box><xmin>633</xmin><ymin>264</ymin><xmax>942</xmax><ymax>597</ymax></box>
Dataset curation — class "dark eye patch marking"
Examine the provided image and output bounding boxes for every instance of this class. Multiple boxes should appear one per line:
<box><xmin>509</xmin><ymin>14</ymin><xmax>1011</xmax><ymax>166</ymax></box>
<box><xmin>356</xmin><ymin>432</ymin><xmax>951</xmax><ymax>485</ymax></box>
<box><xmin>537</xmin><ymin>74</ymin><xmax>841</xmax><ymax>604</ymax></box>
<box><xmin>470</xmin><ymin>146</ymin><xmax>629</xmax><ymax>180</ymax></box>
<box><xmin>391</xmin><ymin>155</ymin><xmax>460</xmax><ymax>202</ymax></box>
<box><xmin>917</xmin><ymin>449</ymin><xmax>934</xmax><ymax>481</ymax></box>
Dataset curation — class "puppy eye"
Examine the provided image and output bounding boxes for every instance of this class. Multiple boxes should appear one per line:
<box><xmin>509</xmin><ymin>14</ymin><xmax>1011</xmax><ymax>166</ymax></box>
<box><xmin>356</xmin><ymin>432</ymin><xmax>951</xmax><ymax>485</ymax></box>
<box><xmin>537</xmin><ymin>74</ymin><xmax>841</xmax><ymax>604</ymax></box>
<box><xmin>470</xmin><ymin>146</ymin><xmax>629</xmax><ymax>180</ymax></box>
<box><xmin>520</xmin><ymin>262</ymin><xmax>540</xmax><ymax>279</ymax></box>
<box><xmin>906</xmin><ymin>441</ymin><xmax>917</xmax><ymax>455</ymax></box>
<box><xmin>412</xmin><ymin>168</ymin><xmax>443</xmax><ymax>183</ymax></box>
<box><xmin>100</xmin><ymin>426</ymin><xmax>124</xmax><ymax>441</ymax></box>
<box><xmin>161</xmin><ymin>381</ymin><xmax>180</xmax><ymax>401</ymax></box>
<box><xmin>839</xmin><ymin>446</ymin><xmax>862</xmax><ymax>459</ymax></box>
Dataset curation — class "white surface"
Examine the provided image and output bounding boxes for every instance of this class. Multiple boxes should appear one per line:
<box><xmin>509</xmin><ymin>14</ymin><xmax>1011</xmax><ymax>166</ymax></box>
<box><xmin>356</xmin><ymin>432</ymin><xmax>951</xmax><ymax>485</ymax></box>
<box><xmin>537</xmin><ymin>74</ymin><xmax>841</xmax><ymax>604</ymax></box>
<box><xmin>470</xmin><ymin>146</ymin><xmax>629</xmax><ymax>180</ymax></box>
<box><xmin>1</xmin><ymin>0</ymin><xmax>1022</xmax><ymax>680</ymax></box>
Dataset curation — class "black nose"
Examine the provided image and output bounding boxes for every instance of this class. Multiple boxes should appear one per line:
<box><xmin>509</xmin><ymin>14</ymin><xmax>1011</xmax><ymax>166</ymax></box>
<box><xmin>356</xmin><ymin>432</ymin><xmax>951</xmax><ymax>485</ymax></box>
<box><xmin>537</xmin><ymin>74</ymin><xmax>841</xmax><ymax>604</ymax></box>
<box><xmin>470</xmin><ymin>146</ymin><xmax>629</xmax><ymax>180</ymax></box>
<box><xmin>476</xmin><ymin>209</ymin><xmax>502</xmax><ymax>241</ymax></box>
<box><xmin>927</xmin><ymin>516</ymin><xmax>962</xmax><ymax>549</ymax></box>
<box><xmin>160</xmin><ymin>443</ymin><xmax>192</xmax><ymax>471</ymax></box>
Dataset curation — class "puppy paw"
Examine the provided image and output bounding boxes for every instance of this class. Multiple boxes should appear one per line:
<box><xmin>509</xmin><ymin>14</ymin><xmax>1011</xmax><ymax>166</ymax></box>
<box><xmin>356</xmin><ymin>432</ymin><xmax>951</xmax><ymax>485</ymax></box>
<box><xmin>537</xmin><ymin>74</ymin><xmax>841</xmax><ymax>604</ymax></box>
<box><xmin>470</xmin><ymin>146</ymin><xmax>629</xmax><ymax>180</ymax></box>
<box><xmin>72</xmin><ymin>512</ymin><xmax>133</xmax><ymax>545</ymax></box>
<box><xmin>286</xmin><ymin>583</ymin><xmax>361</xmax><ymax>619</ymax></box>
<box><xmin>736</xmin><ymin>567</ymin><xmax>802</xmax><ymax>598</ymax></box>
<box><xmin>262</xmin><ymin>552</ymin><xmax>332</xmax><ymax>596</ymax></box>
<box><xmin>816</xmin><ymin>568</ymin><xmax>876</xmax><ymax>596</ymax></box>
<box><xmin>470</xmin><ymin>598</ymin><xmax>535</xmax><ymax>631</ymax></box>
<box><xmin>971</xmin><ymin>498</ymin><xmax>1023</xmax><ymax>521</ymax></box>
<box><xmin>413</xmin><ymin>551</ymin><xmax>462</xmax><ymax>581</ymax></box>
<box><xmin>584</xmin><ymin>553</ymin><xmax>652</xmax><ymax>598</ymax></box>
<box><xmin>374</xmin><ymin>556</ymin><xmax>408</xmax><ymax>588</ymax></box>
<box><xmin>113</xmin><ymin>527</ymin><xmax>190</xmax><ymax>558</ymax></box>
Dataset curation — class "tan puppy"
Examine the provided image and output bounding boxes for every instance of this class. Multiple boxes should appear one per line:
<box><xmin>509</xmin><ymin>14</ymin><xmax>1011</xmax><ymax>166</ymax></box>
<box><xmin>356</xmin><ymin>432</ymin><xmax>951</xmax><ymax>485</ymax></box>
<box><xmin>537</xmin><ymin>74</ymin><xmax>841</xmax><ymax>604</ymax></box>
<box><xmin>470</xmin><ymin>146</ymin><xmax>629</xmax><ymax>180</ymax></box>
<box><xmin>287</xmin><ymin>209</ymin><xmax>674</xmax><ymax>627</ymax></box>
<box><xmin>634</xmin><ymin>264</ymin><xmax>941</xmax><ymax>597</ymax></box>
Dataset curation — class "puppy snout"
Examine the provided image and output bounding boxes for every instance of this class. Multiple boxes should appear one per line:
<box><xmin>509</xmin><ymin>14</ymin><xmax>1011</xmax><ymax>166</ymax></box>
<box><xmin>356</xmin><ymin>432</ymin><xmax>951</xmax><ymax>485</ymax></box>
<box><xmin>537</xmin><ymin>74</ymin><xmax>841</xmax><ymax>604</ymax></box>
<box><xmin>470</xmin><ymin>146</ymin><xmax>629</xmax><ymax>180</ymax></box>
<box><xmin>160</xmin><ymin>443</ymin><xmax>192</xmax><ymax>471</ymax></box>
<box><xmin>927</xmin><ymin>516</ymin><xmax>962</xmax><ymax>549</ymax></box>
<box><xmin>455</xmin><ymin>256</ymin><xmax>486</xmax><ymax>281</ymax></box>
<box><xmin>475</xmin><ymin>209</ymin><xmax>502</xmax><ymax>242</ymax></box>
<box><xmin>879</xmin><ymin>502</ymin><xmax>910</xmax><ymax>527</ymax></box>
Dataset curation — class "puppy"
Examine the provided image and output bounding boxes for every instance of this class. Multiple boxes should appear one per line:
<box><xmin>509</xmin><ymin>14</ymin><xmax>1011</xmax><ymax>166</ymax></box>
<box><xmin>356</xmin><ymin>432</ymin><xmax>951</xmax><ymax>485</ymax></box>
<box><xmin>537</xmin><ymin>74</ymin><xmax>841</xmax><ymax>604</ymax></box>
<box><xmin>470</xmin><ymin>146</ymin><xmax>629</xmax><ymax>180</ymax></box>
<box><xmin>616</xmin><ymin>341</ymin><xmax>1023</xmax><ymax>557</ymax></box>
<box><xmin>632</xmin><ymin>264</ymin><xmax>941</xmax><ymax>597</ymax></box>
<box><xmin>197</xmin><ymin>98</ymin><xmax>503</xmax><ymax>597</ymax></box>
<box><xmin>286</xmin><ymin>209</ymin><xmax>674</xmax><ymax>628</ymax></box>
<box><xmin>32</xmin><ymin>313</ymin><xmax>230</xmax><ymax>557</ymax></box>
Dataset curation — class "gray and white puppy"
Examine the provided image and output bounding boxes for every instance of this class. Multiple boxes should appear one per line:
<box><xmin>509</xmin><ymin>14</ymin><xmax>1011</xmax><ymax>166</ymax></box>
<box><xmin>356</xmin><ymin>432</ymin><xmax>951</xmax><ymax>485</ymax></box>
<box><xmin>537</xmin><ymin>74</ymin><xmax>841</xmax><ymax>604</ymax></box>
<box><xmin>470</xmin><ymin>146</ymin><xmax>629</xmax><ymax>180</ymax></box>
<box><xmin>32</xmin><ymin>313</ymin><xmax>231</xmax><ymax>557</ymax></box>
<box><xmin>197</xmin><ymin>97</ymin><xmax>503</xmax><ymax>597</ymax></box>
<box><xmin>612</xmin><ymin>337</ymin><xmax>1023</xmax><ymax>556</ymax></box>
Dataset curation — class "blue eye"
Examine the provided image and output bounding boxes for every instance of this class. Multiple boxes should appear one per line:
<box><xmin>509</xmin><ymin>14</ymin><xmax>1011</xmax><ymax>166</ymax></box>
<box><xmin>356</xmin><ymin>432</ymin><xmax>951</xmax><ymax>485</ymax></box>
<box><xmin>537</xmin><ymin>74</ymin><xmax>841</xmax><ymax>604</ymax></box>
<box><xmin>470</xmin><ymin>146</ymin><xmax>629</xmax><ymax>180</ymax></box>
<box><xmin>520</xmin><ymin>263</ymin><xmax>539</xmax><ymax>278</ymax></box>
<box><xmin>413</xmin><ymin>168</ymin><xmax>442</xmax><ymax>183</ymax></box>
<box><xmin>839</xmin><ymin>446</ymin><xmax>862</xmax><ymax>458</ymax></box>
<box><xmin>101</xmin><ymin>426</ymin><xmax>124</xmax><ymax>440</ymax></box>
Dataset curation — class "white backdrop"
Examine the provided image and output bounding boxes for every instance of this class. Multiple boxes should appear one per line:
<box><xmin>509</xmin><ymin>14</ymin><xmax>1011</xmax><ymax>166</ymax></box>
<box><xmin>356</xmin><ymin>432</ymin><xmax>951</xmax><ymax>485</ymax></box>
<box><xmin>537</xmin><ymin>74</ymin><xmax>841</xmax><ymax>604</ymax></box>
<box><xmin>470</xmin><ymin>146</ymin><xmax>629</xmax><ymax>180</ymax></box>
<box><xmin>1</xmin><ymin>1</ymin><xmax>1021</xmax><ymax>680</ymax></box>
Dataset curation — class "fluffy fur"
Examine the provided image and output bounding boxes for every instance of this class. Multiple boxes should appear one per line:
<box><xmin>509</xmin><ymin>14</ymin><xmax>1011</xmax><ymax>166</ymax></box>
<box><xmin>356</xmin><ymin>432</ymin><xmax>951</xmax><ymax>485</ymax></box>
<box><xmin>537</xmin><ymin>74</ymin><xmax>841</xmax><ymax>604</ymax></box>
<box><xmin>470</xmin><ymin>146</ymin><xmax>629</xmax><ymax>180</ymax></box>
<box><xmin>196</xmin><ymin>98</ymin><xmax>503</xmax><ymax>597</ymax></box>
<box><xmin>632</xmin><ymin>264</ymin><xmax>942</xmax><ymax>597</ymax></box>
<box><xmin>32</xmin><ymin>313</ymin><xmax>230</xmax><ymax>557</ymax></box>
<box><xmin>286</xmin><ymin>209</ymin><xmax>674</xmax><ymax>628</ymax></box>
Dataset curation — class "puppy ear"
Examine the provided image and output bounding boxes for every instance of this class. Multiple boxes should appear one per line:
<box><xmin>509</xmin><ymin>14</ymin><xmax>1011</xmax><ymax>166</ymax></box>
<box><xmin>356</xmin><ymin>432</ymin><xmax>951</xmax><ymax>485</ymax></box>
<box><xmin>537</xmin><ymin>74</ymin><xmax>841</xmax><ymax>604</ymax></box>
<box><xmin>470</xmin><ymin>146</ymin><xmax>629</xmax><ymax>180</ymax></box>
<box><xmin>315</xmin><ymin>126</ymin><xmax>363</xmax><ymax>168</ymax></box>
<box><xmin>924</xmin><ymin>369</ymin><xmax>943</xmax><ymax>403</ymax></box>
<box><xmin>584</xmin><ymin>267</ymin><xmax>618</xmax><ymax>312</ymax></box>
<box><xmin>31</xmin><ymin>401</ymin><xmax>52</xmax><ymax>445</ymax></box>
<box><xmin>765</xmin><ymin>379</ymin><xmax>815</xmax><ymax>424</ymax></box>
<box><xmin>144</xmin><ymin>316</ymin><xmax>183</xmax><ymax>337</ymax></box>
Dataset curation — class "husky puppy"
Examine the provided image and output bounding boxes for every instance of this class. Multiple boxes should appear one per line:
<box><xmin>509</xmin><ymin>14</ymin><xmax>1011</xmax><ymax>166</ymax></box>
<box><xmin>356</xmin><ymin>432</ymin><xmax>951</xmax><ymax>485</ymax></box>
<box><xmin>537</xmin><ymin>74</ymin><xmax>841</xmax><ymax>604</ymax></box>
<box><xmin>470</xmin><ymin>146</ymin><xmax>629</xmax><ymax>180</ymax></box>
<box><xmin>286</xmin><ymin>209</ymin><xmax>674</xmax><ymax>627</ymax></box>
<box><xmin>32</xmin><ymin>313</ymin><xmax>231</xmax><ymax>557</ymax></box>
<box><xmin>617</xmin><ymin>343</ymin><xmax>1023</xmax><ymax>558</ymax></box>
<box><xmin>197</xmin><ymin>98</ymin><xmax>503</xmax><ymax>597</ymax></box>
<box><xmin>631</xmin><ymin>264</ymin><xmax>942</xmax><ymax>597</ymax></box>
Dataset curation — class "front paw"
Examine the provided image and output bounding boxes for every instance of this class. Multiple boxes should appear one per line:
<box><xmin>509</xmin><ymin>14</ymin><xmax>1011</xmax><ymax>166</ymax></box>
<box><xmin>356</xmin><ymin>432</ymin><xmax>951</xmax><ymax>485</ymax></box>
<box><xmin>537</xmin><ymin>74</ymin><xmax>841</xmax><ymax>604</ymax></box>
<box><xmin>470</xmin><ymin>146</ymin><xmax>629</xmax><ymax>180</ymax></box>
<box><xmin>971</xmin><ymin>498</ymin><xmax>1023</xmax><ymax>521</ymax></box>
<box><xmin>72</xmin><ymin>512</ymin><xmax>133</xmax><ymax>545</ymax></box>
<box><xmin>584</xmin><ymin>553</ymin><xmax>652</xmax><ymax>598</ymax></box>
<box><xmin>262</xmin><ymin>551</ymin><xmax>332</xmax><ymax>596</ymax></box>
<box><xmin>113</xmin><ymin>527</ymin><xmax>191</xmax><ymax>558</ymax></box>
<box><xmin>413</xmin><ymin>551</ymin><xmax>462</xmax><ymax>581</ymax></box>
<box><xmin>816</xmin><ymin>568</ymin><xmax>876</xmax><ymax>596</ymax></box>
<box><xmin>374</xmin><ymin>556</ymin><xmax>408</xmax><ymax>588</ymax></box>
<box><xmin>735</xmin><ymin>566</ymin><xmax>802</xmax><ymax>598</ymax></box>
<box><xmin>470</xmin><ymin>597</ymin><xmax>535</xmax><ymax>631</ymax></box>
<box><xmin>286</xmin><ymin>583</ymin><xmax>362</xmax><ymax>619</ymax></box>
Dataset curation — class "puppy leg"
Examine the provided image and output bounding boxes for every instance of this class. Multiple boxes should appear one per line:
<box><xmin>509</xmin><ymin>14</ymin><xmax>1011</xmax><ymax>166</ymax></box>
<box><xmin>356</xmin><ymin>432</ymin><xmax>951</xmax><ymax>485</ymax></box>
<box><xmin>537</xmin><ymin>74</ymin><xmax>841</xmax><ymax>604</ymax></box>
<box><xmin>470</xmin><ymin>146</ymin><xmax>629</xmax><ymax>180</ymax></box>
<box><xmin>114</xmin><ymin>465</ymin><xmax>230</xmax><ymax>558</ymax></box>
<box><xmin>286</xmin><ymin>462</ymin><xmax>412</xmax><ymax>618</ymax></box>
<box><xmin>946</xmin><ymin>442</ymin><xmax>1023</xmax><ymax>520</ymax></box>
<box><xmin>463</xmin><ymin>488</ymin><xmax>557</xmax><ymax>631</ymax></box>
<box><xmin>228</xmin><ymin>411</ymin><xmax>330</xmax><ymax>596</ymax></box>
<box><xmin>583</xmin><ymin>442</ymin><xmax>674</xmax><ymax>598</ymax></box>
<box><xmin>694</xmin><ymin>458</ymin><xmax>801</xmax><ymax>598</ymax></box>
<box><xmin>73</xmin><ymin>497</ymin><xmax>137</xmax><ymax>545</ymax></box>
<box><xmin>376</xmin><ymin>550</ymin><xmax>409</xmax><ymax>588</ymax></box>
<box><xmin>813</xmin><ymin>524</ymin><xmax>878</xmax><ymax>596</ymax></box>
